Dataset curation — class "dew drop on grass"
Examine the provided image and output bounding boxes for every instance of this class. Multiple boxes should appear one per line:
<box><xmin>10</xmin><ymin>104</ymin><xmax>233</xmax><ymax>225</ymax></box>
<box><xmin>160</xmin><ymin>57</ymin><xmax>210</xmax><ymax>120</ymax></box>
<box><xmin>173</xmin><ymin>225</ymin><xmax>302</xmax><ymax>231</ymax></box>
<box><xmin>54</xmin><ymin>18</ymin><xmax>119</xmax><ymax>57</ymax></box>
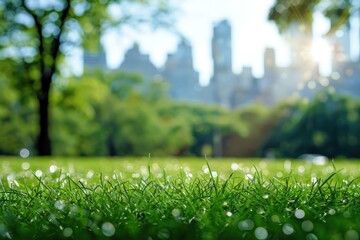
<box><xmin>101</xmin><ymin>222</ymin><xmax>115</xmax><ymax>237</ymax></box>
<box><xmin>284</xmin><ymin>160</ymin><xmax>291</xmax><ymax>171</ymax></box>
<box><xmin>311</xmin><ymin>177</ymin><xmax>318</xmax><ymax>184</ymax></box>
<box><xmin>19</xmin><ymin>148</ymin><xmax>30</xmax><ymax>158</ymax></box>
<box><xmin>245</xmin><ymin>174</ymin><xmax>253</xmax><ymax>180</ymax></box>
<box><xmin>86</xmin><ymin>170</ymin><xmax>94</xmax><ymax>179</ymax></box>
<box><xmin>63</xmin><ymin>227</ymin><xmax>73</xmax><ymax>237</ymax></box>
<box><xmin>172</xmin><ymin>209</ymin><xmax>181</xmax><ymax>218</ymax></box>
<box><xmin>49</xmin><ymin>165</ymin><xmax>57</xmax><ymax>173</ymax></box>
<box><xmin>306</xmin><ymin>233</ymin><xmax>318</xmax><ymax>240</ymax></box>
<box><xmin>257</xmin><ymin>208</ymin><xmax>265</xmax><ymax>215</ymax></box>
<box><xmin>231</xmin><ymin>163</ymin><xmax>239</xmax><ymax>171</ymax></box>
<box><xmin>35</xmin><ymin>170</ymin><xmax>43</xmax><ymax>178</ymax></box>
<box><xmin>271</xmin><ymin>215</ymin><xmax>280</xmax><ymax>223</ymax></box>
<box><xmin>55</xmin><ymin>200</ymin><xmax>66</xmax><ymax>211</ymax></box>
<box><xmin>328</xmin><ymin>209</ymin><xmax>336</xmax><ymax>215</ymax></box>
<box><xmin>21</xmin><ymin>162</ymin><xmax>30</xmax><ymax>170</ymax></box>
<box><xmin>202</xmin><ymin>166</ymin><xmax>210</xmax><ymax>174</ymax></box>
<box><xmin>157</xmin><ymin>228</ymin><xmax>170</xmax><ymax>239</ymax></box>
<box><xmin>345</xmin><ymin>230</ymin><xmax>359</xmax><ymax>240</ymax></box>
<box><xmin>254</xmin><ymin>227</ymin><xmax>268</xmax><ymax>240</ymax></box>
<box><xmin>132</xmin><ymin>173</ymin><xmax>140</xmax><ymax>178</ymax></box>
<box><xmin>282</xmin><ymin>223</ymin><xmax>294</xmax><ymax>235</ymax></box>
<box><xmin>295</xmin><ymin>209</ymin><xmax>305</xmax><ymax>219</ymax></box>
<box><xmin>302</xmin><ymin>220</ymin><xmax>314</xmax><ymax>232</ymax></box>
<box><xmin>238</xmin><ymin>219</ymin><xmax>254</xmax><ymax>230</ymax></box>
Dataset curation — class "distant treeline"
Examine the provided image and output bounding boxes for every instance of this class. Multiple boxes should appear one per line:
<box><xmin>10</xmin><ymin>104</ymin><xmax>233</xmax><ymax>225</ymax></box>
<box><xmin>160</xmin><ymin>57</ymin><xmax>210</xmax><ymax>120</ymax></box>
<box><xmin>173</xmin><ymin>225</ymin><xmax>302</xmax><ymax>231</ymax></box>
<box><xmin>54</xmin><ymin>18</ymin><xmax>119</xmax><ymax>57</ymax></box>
<box><xmin>1</xmin><ymin>69</ymin><xmax>360</xmax><ymax>158</ymax></box>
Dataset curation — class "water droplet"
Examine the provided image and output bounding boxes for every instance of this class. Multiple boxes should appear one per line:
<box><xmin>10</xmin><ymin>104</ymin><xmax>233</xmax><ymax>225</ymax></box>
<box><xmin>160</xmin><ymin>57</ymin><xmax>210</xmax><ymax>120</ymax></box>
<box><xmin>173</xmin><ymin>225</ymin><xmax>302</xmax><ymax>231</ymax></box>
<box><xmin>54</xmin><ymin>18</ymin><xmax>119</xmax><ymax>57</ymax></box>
<box><xmin>271</xmin><ymin>215</ymin><xmax>280</xmax><ymax>223</ymax></box>
<box><xmin>295</xmin><ymin>209</ymin><xmax>305</xmax><ymax>219</ymax></box>
<box><xmin>211</xmin><ymin>171</ymin><xmax>218</xmax><ymax>178</ymax></box>
<box><xmin>132</xmin><ymin>173</ymin><xmax>140</xmax><ymax>178</ymax></box>
<box><xmin>102</xmin><ymin>222</ymin><xmax>115</xmax><ymax>237</ymax></box>
<box><xmin>35</xmin><ymin>170</ymin><xmax>43</xmax><ymax>177</ymax></box>
<box><xmin>55</xmin><ymin>200</ymin><xmax>66</xmax><ymax>211</ymax></box>
<box><xmin>238</xmin><ymin>219</ymin><xmax>254</xmax><ymax>230</ymax></box>
<box><xmin>157</xmin><ymin>228</ymin><xmax>170</xmax><ymax>239</ymax></box>
<box><xmin>202</xmin><ymin>166</ymin><xmax>210</xmax><ymax>174</ymax></box>
<box><xmin>255</xmin><ymin>227</ymin><xmax>268</xmax><ymax>240</ymax></box>
<box><xmin>63</xmin><ymin>227</ymin><xmax>73</xmax><ymax>237</ymax></box>
<box><xmin>172</xmin><ymin>209</ymin><xmax>181</xmax><ymax>218</ymax></box>
<box><xmin>302</xmin><ymin>220</ymin><xmax>314</xmax><ymax>232</ymax></box>
<box><xmin>345</xmin><ymin>230</ymin><xmax>359</xmax><ymax>240</ymax></box>
<box><xmin>257</xmin><ymin>208</ymin><xmax>265</xmax><ymax>215</ymax></box>
<box><xmin>245</xmin><ymin>174</ymin><xmax>253</xmax><ymax>180</ymax></box>
<box><xmin>328</xmin><ymin>209</ymin><xmax>336</xmax><ymax>215</ymax></box>
<box><xmin>298</xmin><ymin>166</ymin><xmax>305</xmax><ymax>174</ymax></box>
<box><xmin>20</xmin><ymin>148</ymin><xmax>30</xmax><ymax>158</ymax></box>
<box><xmin>49</xmin><ymin>165</ymin><xmax>57</xmax><ymax>173</ymax></box>
<box><xmin>282</xmin><ymin>223</ymin><xmax>294</xmax><ymax>235</ymax></box>
<box><xmin>86</xmin><ymin>170</ymin><xmax>94</xmax><ymax>178</ymax></box>
<box><xmin>21</xmin><ymin>162</ymin><xmax>30</xmax><ymax>170</ymax></box>
<box><xmin>231</xmin><ymin>163</ymin><xmax>239</xmax><ymax>171</ymax></box>
<box><xmin>284</xmin><ymin>160</ymin><xmax>291</xmax><ymax>171</ymax></box>
<box><xmin>306</xmin><ymin>233</ymin><xmax>318</xmax><ymax>240</ymax></box>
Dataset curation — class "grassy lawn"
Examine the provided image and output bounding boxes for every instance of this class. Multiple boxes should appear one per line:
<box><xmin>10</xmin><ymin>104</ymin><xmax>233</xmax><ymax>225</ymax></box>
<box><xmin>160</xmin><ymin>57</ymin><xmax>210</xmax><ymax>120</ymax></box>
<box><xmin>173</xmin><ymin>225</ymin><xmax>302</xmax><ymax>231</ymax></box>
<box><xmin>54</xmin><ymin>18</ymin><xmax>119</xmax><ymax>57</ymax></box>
<box><xmin>1</xmin><ymin>157</ymin><xmax>360</xmax><ymax>239</ymax></box>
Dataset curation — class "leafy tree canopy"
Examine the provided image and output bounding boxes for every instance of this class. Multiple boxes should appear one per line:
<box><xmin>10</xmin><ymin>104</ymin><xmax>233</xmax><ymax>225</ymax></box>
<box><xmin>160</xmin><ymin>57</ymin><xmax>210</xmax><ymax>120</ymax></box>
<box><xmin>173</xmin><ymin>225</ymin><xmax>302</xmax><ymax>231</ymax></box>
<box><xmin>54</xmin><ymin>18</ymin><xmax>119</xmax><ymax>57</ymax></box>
<box><xmin>268</xmin><ymin>0</ymin><xmax>353</xmax><ymax>35</ymax></box>
<box><xmin>0</xmin><ymin>0</ymin><xmax>177</xmax><ymax>155</ymax></box>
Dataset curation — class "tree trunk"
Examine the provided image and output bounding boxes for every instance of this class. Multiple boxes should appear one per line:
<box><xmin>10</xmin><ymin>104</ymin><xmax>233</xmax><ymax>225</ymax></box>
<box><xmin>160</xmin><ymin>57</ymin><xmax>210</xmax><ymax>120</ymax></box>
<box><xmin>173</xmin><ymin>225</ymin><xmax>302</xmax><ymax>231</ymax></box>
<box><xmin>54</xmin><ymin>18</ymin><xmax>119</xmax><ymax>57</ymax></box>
<box><xmin>36</xmin><ymin>74</ymin><xmax>52</xmax><ymax>156</ymax></box>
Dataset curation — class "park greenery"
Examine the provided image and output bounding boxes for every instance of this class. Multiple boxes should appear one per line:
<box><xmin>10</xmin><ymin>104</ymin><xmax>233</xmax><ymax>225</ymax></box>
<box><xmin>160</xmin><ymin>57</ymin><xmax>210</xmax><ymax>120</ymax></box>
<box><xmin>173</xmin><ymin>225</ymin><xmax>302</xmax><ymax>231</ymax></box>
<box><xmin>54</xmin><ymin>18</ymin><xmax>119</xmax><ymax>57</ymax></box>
<box><xmin>1</xmin><ymin>157</ymin><xmax>360</xmax><ymax>239</ymax></box>
<box><xmin>1</xmin><ymin>66</ymin><xmax>360</xmax><ymax>158</ymax></box>
<box><xmin>0</xmin><ymin>0</ymin><xmax>176</xmax><ymax>155</ymax></box>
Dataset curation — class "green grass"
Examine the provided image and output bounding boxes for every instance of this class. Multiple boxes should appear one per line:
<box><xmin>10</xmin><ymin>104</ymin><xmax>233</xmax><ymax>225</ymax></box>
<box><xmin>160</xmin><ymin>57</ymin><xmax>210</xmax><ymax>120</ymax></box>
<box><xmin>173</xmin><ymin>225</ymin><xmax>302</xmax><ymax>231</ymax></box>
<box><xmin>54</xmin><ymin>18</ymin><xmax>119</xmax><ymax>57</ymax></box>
<box><xmin>1</xmin><ymin>157</ymin><xmax>360</xmax><ymax>239</ymax></box>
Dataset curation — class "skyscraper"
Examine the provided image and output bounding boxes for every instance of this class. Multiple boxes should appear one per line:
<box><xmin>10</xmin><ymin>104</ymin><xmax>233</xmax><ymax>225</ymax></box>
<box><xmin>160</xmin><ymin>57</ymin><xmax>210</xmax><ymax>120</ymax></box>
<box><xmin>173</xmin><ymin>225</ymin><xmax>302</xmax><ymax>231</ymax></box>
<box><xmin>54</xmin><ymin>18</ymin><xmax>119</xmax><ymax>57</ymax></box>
<box><xmin>162</xmin><ymin>40</ymin><xmax>200</xmax><ymax>101</ymax></box>
<box><xmin>211</xmin><ymin>20</ymin><xmax>235</xmax><ymax>107</ymax></box>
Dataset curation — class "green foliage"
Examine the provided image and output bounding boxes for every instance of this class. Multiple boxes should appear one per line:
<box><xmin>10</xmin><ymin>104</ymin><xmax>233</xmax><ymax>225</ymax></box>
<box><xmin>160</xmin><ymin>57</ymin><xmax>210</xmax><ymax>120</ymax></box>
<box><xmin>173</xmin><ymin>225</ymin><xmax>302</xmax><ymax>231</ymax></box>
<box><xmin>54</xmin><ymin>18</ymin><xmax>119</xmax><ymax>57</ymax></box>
<box><xmin>261</xmin><ymin>91</ymin><xmax>360</xmax><ymax>158</ymax></box>
<box><xmin>0</xmin><ymin>60</ymin><xmax>37</xmax><ymax>155</ymax></box>
<box><xmin>0</xmin><ymin>0</ymin><xmax>177</xmax><ymax>155</ymax></box>
<box><xmin>268</xmin><ymin>0</ymin><xmax>354</xmax><ymax>34</ymax></box>
<box><xmin>1</xmin><ymin>158</ymin><xmax>360</xmax><ymax>239</ymax></box>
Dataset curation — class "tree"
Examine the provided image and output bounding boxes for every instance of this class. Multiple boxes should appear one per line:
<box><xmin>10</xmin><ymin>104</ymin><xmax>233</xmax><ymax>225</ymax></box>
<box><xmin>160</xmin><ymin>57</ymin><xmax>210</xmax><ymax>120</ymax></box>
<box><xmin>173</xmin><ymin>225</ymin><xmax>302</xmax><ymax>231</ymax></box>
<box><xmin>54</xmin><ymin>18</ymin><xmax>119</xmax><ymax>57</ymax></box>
<box><xmin>268</xmin><ymin>0</ymin><xmax>353</xmax><ymax>34</ymax></box>
<box><xmin>0</xmin><ymin>0</ymin><xmax>175</xmax><ymax>155</ymax></box>
<box><xmin>260</xmin><ymin>92</ymin><xmax>360</xmax><ymax>158</ymax></box>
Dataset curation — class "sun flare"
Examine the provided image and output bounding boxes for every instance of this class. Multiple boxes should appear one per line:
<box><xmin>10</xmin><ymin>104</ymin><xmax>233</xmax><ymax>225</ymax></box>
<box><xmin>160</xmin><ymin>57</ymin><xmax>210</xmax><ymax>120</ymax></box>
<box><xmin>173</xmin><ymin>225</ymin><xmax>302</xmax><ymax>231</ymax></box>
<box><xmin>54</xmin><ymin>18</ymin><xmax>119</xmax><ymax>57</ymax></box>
<box><xmin>311</xmin><ymin>38</ymin><xmax>332</xmax><ymax>63</ymax></box>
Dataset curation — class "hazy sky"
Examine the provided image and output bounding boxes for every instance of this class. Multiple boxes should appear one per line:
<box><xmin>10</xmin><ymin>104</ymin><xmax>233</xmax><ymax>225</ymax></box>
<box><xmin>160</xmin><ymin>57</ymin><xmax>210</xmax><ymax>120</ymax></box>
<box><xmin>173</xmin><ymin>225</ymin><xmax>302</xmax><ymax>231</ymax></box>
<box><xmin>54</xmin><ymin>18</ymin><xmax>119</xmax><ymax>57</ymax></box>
<box><xmin>101</xmin><ymin>0</ymin><xmax>335</xmax><ymax>85</ymax></box>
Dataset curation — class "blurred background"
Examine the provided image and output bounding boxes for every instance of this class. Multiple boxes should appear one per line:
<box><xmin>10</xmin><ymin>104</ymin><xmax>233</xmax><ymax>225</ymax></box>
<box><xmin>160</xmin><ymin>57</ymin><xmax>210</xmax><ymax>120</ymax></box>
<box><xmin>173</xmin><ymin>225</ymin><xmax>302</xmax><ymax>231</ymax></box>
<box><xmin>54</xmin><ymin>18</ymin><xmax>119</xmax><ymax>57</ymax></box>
<box><xmin>1</xmin><ymin>0</ymin><xmax>360</xmax><ymax>158</ymax></box>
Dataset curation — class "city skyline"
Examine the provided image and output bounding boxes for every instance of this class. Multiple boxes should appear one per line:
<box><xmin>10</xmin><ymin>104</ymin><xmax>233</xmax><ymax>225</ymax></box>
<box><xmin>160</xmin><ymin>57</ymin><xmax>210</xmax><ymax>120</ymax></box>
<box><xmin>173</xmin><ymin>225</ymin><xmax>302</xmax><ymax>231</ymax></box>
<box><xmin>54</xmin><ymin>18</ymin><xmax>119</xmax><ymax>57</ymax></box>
<box><xmin>85</xmin><ymin>18</ymin><xmax>360</xmax><ymax>109</ymax></box>
<box><xmin>100</xmin><ymin>0</ymin><xmax>290</xmax><ymax>85</ymax></box>
<box><xmin>100</xmin><ymin>0</ymin><xmax>360</xmax><ymax>86</ymax></box>
<box><xmin>79</xmin><ymin>0</ymin><xmax>360</xmax><ymax>86</ymax></box>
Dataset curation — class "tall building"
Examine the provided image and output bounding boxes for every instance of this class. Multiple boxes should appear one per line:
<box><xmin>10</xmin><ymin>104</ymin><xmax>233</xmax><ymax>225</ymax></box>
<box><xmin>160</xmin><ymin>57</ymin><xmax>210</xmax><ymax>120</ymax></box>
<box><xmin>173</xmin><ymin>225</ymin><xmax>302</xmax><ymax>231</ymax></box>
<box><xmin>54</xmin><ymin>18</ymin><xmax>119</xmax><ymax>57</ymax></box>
<box><xmin>119</xmin><ymin>43</ymin><xmax>159</xmax><ymax>81</ymax></box>
<box><xmin>210</xmin><ymin>20</ymin><xmax>236</xmax><ymax>107</ymax></box>
<box><xmin>162</xmin><ymin>40</ymin><xmax>200</xmax><ymax>101</ymax></box>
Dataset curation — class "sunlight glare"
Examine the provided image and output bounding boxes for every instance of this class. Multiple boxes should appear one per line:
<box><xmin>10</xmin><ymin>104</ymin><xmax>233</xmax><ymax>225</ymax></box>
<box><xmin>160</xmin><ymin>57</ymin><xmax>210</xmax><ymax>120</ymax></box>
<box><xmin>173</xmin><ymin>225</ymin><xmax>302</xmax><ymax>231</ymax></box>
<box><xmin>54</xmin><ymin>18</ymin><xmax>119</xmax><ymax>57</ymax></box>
<box><xmin>311</xmin><ymin>38</ymin><xmax>331</xmax><ymax>64</ymax></box>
